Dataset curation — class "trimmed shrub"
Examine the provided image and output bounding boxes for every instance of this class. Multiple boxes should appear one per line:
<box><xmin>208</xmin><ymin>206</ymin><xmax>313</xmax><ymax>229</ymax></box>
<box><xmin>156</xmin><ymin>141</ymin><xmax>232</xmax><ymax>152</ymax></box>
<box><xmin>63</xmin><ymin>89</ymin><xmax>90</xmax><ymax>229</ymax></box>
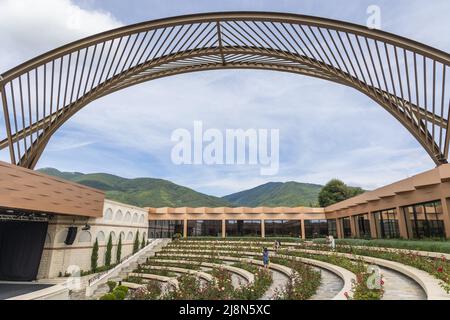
<box><xmin>105</xmin><ymin>234</ymin><xmax>113</xmax><ymax>266</ymax></box>
<box><xmin>116</xmin><ymin>234</ymin><xmax>122</xmax><ymax>264</ymax></box>
<box><xmin>133</xmin><ymin>231</ymin><xmax>140</xmax><ymax>254</ymax></box>
<box><xmin>107</xmin><ymin>280</ymin><xmax>117</xmax><ymax>293</ymax></box>
<box><xmin>110</xmin><ymin>286</ymin><xmax>129</xmax><ymax>300</ymax></box>
<box><xmin>99</xmin><ymin>293</ymin><xmax>115</xmax><ymax>300</ymax></box>
<box><xmin>91</xmin><ymin>239</ymin><xmax>99</xmax><ymax>272</ymax></box>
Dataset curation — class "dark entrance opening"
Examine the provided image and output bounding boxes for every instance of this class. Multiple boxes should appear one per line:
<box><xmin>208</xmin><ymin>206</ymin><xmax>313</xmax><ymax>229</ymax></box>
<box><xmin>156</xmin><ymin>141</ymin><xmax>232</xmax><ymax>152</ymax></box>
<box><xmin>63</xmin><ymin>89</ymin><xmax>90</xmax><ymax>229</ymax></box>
<box><xmin>0</xmin><ymin>215</ymin><xmax>48</xmax><ymax>281</ymax></box>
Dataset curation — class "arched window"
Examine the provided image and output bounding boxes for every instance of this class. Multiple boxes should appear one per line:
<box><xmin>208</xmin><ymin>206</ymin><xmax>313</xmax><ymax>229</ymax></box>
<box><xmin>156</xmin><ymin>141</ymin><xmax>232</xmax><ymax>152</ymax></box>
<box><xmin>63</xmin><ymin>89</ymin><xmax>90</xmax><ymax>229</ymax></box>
<box><xmin>126</xmin><ymin>231</ymin><xmax>133</xmax><ymax>241</ymax></box>
<box><xmin>56</xmin><ymin>229</ymin><xmax>68</xmax><ymax>243</ymax></box>
<box><xmin>115</xmin><ymin>210</ymin><xmax>123</xmax><ymax>221</ymax></box>
<box><xmin>124</xmin><ymin>211</ymin><xmax>132</xmax><ymax>222</ymax></box>
<box><xmin>110</xmin><ymin>231</ymin><xmax>116</xmax><ymax>243</ymax></box>
<box><xmin>78</xmin><ymin>231</ymin><xmax>92</xmax><ymax>243</ymax></box>
<box><xmin>138</xmin><ymin>214</ymin><xmax>145</xmax><ymax>224</ymax></box>
<box><xmin>104</xmin><ymin>208</ymin><xmax>113</xmax><ymax>220</ymax></box>
<box><xmin>119</xmin><ymin>231</ymin><xmax>125</xmax><ymax>241</ymax></box>
<box><xmin>96</xmin><ymin>231</ymin><xmax>105</xmax><ymax>242</ymax></box>
<box><xmin>132</xmin><ymin>213</ymin><xmax>138</xmax><ymax>223</ymax></box>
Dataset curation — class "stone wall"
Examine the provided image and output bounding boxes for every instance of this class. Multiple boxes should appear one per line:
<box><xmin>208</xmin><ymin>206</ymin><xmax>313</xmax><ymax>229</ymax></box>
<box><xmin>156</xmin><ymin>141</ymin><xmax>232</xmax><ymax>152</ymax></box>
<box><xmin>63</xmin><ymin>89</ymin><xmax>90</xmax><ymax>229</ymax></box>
<box><xmin>37</xmin><ymin>199</ymin><xmax>148</xmax><ymax>279</ymax></box>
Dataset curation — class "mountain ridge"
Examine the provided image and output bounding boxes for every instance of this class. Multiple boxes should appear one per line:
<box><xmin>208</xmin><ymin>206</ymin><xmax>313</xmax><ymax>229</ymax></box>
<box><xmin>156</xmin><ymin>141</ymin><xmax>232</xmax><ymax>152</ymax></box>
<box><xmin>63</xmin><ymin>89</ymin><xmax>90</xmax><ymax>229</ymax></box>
<box><xmin>37</xmin><ymin>168</ymin><xmax>328</xmax><ymax>208</ymax></box>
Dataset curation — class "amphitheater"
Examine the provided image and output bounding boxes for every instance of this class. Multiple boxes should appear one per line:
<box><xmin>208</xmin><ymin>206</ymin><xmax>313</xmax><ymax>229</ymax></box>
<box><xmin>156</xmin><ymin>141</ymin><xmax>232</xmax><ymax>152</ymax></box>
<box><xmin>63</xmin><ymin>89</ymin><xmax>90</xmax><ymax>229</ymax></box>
<box><xmin>88</xmin><ymin>237</ymin><xmax>448</xmax><ymax>301</ymax></box>
<box><xmin>0</xmin><ymin>12</ymin><xmax>449</xmax><ymax>300</ymax></box>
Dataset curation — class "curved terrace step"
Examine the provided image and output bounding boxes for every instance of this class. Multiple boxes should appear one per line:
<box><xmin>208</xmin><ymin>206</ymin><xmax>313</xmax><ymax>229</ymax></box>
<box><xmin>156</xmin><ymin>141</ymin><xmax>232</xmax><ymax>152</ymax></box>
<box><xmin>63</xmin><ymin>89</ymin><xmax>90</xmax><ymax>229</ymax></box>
<box><xmin>176</xmin><ymin>240</ymin><xmax>450</xmax><ymax>259</ymax></box>
<box><xmin>154</xmin><ymin>252</ymin><xmax>354</xmax><ymax>300</ymax></box>
<box><xmin>159</xmin><ymin>248</ymin><xmax>355</xmax><ymax>299</ymax></box>
<box><xmin>128</xmin><ymin>273</ymin><xmax>179</xmax><ymax>289</ymax></box>
<box><xmin>141</xmin><ymin>265</ymin><xmax>214</xmax><ymax>282</ymax></box>
<box><xmin>150</xmin><ymin>259</ymin><xmax>255</xmax><ymax>285</ymax></box>
<box><xmin>280</xmin><ymin>248</ymin><xmax>450</xmax><ymax>300</ymax></box>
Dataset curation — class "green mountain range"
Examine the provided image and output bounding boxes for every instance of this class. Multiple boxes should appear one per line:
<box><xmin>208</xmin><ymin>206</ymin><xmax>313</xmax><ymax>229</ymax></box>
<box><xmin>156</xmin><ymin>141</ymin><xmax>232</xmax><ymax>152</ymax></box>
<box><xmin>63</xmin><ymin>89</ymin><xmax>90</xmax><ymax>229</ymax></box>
<box><xmin>37</xmin><ymin>168</ymin><xmax>324</xmax><ymax>207</ymax></box>
<box><xmin>37</xmin><ymin>168</ymin><xmax>232</xmax><ymax>208</ymax></box>
<box><xmin>222</xmin><ymin>181</ymin><xmax>322</xmax><ymax>207</ymax></box>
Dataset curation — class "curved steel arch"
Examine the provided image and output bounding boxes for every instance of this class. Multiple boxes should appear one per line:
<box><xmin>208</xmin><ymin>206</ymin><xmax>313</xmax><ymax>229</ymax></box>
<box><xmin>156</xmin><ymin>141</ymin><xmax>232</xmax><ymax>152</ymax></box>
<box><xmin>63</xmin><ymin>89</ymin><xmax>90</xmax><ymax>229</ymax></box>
<box><xmin>0</xmin><ymin>11</ymin><xmax>449</xmax><ymax>169</ymax></box>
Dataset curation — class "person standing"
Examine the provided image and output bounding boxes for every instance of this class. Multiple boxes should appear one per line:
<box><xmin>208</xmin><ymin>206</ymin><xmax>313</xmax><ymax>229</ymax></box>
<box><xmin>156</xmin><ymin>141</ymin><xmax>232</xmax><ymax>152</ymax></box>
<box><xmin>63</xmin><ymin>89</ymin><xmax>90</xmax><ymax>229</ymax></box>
<box><xmin>263</xmin><ymin>247</ymin><xmax>270</xmax><ymax>268</ymax></box>
<box><xmin>329</xmin><ymin>235</ymin><xmax>336</xmax><ymax>251</ymax></box>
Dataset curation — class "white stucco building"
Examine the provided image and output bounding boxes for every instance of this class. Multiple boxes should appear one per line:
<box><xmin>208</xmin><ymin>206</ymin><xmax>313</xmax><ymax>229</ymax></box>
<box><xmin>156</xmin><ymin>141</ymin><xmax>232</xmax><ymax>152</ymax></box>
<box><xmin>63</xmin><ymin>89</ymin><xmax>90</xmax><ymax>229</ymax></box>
<box><xmin>37</xmin><ymin>199</ymin><xmax>148</xmax><ymax>279</ymax></box>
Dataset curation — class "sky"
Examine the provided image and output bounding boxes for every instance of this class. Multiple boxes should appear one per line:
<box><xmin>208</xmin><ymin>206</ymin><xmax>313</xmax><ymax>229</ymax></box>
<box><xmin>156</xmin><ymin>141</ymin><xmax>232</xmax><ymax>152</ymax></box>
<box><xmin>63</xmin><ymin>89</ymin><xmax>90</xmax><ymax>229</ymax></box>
<box><xmin>0</xmin><ymin>0</ymin><xmax>449</xmax><ymax>196</ymax></box>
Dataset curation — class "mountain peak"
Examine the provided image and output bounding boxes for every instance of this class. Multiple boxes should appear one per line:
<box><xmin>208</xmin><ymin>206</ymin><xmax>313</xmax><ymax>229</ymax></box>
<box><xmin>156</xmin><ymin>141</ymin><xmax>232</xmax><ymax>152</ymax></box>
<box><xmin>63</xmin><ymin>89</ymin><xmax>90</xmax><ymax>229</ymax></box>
<box><xmin>222</xmin><ymin>181</ymin><xmax>323</xmax><ymax>207</ymax></box>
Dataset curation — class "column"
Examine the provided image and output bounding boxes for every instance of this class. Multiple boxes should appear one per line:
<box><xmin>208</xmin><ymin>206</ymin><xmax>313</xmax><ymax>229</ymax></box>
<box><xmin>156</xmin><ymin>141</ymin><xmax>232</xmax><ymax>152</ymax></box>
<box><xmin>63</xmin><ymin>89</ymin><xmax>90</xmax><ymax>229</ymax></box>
<box><xmin>301</xmin><ymin>220</ymin><xmax>306</xmax><ymax>240</ymax></box>
<box><xmin>336</xmin><ymin>218</ymin><xmax>343</xmax><ymax>239</ymax></box>
<box><xmin>222</xmin><ymin>220</ymin><xmax>226</xmax><ymax>238</ymax></box>
<box><xmin>368</xmin><ymin>212</ymin><xmax>378</xmax><ymax>238</ymax></box>
<box><xmin>441</xmin><ymin>198</ymin><xmax>450</xmax><ymax>239</ymax></box>
<box><xmin>183</xmin><ymin>219</ymin><xmax>188</xmax><ymax>238</ymax></box>
<box><xmin>396</xmin><ymin>206</ymin><xmax>409</xmax><ymax>239</ymax></box>
<box><xmin>349</xmin><ymin>216</ymin><xmax>357</xmax><ymax>238</ymax></box>
<box><xmin>261</xmin><ymin>220</ymin><xmax>265</xmax><ymax>238</ymax></box>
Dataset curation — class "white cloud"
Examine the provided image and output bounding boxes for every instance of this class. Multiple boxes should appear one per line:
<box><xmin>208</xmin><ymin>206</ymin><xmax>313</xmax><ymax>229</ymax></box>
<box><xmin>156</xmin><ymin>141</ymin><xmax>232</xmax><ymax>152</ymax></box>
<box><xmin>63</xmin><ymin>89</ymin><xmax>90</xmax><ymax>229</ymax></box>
<box><xmin>0</xmin><ymin>0</ymin><xmax>122</xmax><ymax>70</ymax></box>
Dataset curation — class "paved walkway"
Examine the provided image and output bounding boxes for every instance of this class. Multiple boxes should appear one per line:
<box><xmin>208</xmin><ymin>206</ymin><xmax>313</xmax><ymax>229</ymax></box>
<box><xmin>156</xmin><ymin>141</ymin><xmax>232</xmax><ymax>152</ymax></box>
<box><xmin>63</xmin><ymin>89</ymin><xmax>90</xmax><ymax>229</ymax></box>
<box><xmin>0</xmin><ymin>283</ymin><xmax>52</xmax><ymax>300</ymax></box>
<box><xmin>310</xmin><ymin>267</ymin><xmax>344</xmax><ymax>300</ymax></box>
<box><xmin>260</xmin><ymin>269</ymin><xmax>288</xmax><ymax>300</ymax></box>
<box><xmin>380</xmin><ymin>267</ymin><xmax>426</xmax><ymax>300</ymax></box>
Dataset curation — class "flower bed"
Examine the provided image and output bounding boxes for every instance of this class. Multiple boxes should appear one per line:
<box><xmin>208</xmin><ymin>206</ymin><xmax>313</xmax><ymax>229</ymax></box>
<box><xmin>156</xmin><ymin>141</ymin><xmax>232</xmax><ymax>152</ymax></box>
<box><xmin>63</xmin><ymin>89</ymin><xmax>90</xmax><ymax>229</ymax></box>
<box><xmin>162</xmin><ymin>268</ymin><xmax>272</xmax><ymax>300</ymax></box>
<box><xmin>277</xmin><ymin>249</ymin><xmax>384</xmax><ymax>300</ymax></box>
<box><xmin>331</xmin><ymin>246</ymin><xmax>450</xmax><ymax>293</ymax></box>
<box><xmin>270</xmin><ymin>258</ymin><xmax>321</xmax><ymax>300</ymax></box>
<box><xmin>312</xmin><ymin>238</ymin><xmax>450</xmax><ymax>254</ymax></box>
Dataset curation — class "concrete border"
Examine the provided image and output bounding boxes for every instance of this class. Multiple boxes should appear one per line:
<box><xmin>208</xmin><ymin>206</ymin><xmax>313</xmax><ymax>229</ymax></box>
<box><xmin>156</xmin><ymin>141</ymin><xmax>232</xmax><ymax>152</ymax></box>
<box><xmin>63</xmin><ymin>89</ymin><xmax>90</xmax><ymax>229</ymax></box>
<box><xmin>5</xmin><ymin>283</ymin><xmax>69</xmax><ymax>300</ymax></box>
<box><xmin>128</xmin><ymin>273</ymin><xmax>179</xmax><ymax>289</ymax></box>
<box><xmin>141</xmin><ymin>265</ymin><xmax>214</xmax><ymax>282</ymax></box>
<box><xmin>151</xmin><ymin>259</ymin><xmax>255</xmax><ymax>285</ymax></box>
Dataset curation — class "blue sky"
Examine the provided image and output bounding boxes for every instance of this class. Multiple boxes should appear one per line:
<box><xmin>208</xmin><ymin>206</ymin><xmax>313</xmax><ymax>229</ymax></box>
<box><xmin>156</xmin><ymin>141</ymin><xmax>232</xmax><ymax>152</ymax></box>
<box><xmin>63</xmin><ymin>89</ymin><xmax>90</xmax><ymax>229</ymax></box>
<box><xmin>0</xmin><ymin>0</ymin><xmax>449</xmax><ymax>196</ymax></box>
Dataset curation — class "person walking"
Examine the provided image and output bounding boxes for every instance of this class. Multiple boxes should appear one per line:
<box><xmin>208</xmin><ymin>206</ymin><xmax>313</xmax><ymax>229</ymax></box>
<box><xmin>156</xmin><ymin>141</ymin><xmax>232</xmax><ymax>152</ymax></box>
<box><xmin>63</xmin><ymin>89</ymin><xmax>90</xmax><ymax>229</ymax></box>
<box><xmin>263</xmin><ymin>247</ymin><xmax>270</xmax><ymax>268</ymax></box>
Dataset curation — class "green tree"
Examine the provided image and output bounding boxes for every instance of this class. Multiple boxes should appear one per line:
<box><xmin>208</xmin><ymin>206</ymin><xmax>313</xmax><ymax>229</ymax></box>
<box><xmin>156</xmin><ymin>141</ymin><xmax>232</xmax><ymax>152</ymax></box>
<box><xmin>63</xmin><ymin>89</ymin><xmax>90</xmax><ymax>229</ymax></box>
<box><xmin>91</xmin><ymin>238</ymin><xmax>99</xmax><ymax>272</ymax></box>
<box><xmin>133</xmin><ymin>231</ymin><xmax>140</xmax><ymax>254</ymax></box>
<box><xmin>141</xmin><ymin>233</ymin><xmax>146</xmax><ymax>249</ymax></box>
<box><xmin>318</xmin><ymin>179</ymin><xmax>364</xmax><ymax>207</ymax></box>
<box><xmin>116</xmin><ymin>234</ymin><xmax>122</xmax><ymax>264</ymax></box>
<box><xmin>105</xmin><ymin>234</ymin><xmax>113</xmax><ymax>266</ymax></box>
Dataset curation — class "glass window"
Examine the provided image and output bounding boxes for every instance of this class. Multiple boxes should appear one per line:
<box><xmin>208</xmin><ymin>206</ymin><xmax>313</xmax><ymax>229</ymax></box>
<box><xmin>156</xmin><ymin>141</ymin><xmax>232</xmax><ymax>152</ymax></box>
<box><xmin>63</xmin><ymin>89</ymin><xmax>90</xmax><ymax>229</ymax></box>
<box><xmin>340</xmin><ymin>217</ymin><xmax>352</xmax><ymax>238</ymax></box>
<box><xmin>187</xmin><ymin>220</ymin><xmax>222</xmax><ymax>237</ymax></box>
<box><xmin>373</xmin><ymin>209</ymin><xmax>399</xmax><ymax>238</ymax></box>
<box><xmin>264</xmin><ymin>220</ymin><xmax>300</xmax><ymax>238</ymax></box>
<box><xmin>149</xmin><ymin>220</ymin><xmax>184</xmax><ymax>238</ymax></box>
<box><xmin>226</xmin><ymin>220</ymin><xmax>261</xmax><ymax>237</ymax></box>
<box><xmin>327</xmin><ymin>219</ymin><xmax>337</xmax><ymax>238</ymax></box>
<box><xmin>304</xmin><ymin>220</ymin><xmax>328</xmax><ymax>239</ymax></box>
<box><xmin>354</xmin><ymin>213</ymin><xmax>371</xmax><ymax>238</ymax></box>
<box><xmin>403</xmin><ymin>200</ymin><xmax>446</xmax><ymax>239</ymax></box>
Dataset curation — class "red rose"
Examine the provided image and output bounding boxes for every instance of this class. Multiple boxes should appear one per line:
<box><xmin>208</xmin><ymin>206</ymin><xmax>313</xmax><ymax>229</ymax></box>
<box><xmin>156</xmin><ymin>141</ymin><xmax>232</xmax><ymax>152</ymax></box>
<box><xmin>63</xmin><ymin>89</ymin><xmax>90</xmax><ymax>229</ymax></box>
<box><xmin>437</xmin><ymin>267</ymin><xmax>443</xmax><ymax>273</ymax></box>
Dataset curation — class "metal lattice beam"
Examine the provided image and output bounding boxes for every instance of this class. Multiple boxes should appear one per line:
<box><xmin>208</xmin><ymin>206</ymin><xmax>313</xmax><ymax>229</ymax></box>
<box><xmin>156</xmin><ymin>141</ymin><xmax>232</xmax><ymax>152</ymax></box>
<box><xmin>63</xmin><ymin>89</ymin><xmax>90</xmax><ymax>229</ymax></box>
<box><xmin>0</xmin><ymin>12</ymin><xmax>449</xmax><ymax>169</ymax></box>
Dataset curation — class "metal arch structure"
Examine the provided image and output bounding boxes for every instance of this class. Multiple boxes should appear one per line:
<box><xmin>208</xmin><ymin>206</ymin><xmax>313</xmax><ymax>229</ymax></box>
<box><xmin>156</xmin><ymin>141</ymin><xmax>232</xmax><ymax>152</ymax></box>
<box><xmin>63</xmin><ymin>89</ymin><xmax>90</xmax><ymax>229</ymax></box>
<box><xmin>0</xmin><ymin>12</ymin><xmax>449</xmax><ymax>169</ymax></box>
